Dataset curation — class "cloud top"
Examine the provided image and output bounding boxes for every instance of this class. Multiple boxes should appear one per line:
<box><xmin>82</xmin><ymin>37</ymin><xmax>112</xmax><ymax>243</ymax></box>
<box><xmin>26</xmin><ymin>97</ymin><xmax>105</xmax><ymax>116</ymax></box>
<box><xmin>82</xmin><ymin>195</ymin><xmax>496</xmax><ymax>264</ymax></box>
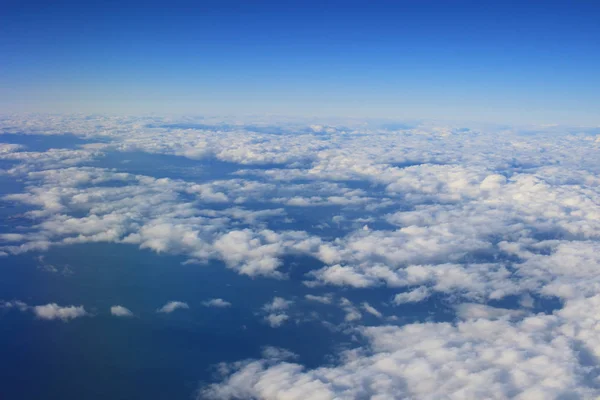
<box><xmin>157</xmin><ymin>301</ymin><xmax>189</xmax><ymax>314</ymax></box>
<box><xmin>203</xmin><ymin>298</ymin><xmax>232</xmax><ymax>308</ymax></box>
<box><xmin>110</xmin><ymin>305</ymin><xmax>134</xmax><ymax>317</ymax></box>
<box><xmin>33</xmin><ymin>303</ymin><xmax>88</xmax><ymax>321</ymax></box>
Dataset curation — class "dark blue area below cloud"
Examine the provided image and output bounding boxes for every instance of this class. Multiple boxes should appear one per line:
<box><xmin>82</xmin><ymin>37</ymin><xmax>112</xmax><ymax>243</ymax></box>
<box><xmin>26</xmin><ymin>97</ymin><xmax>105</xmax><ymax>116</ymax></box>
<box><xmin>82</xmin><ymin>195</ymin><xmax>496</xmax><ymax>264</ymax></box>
<box><xmin>0</xmin><ymin>240</ymin><xmax>491</xmax><ymax>399</ymax></box>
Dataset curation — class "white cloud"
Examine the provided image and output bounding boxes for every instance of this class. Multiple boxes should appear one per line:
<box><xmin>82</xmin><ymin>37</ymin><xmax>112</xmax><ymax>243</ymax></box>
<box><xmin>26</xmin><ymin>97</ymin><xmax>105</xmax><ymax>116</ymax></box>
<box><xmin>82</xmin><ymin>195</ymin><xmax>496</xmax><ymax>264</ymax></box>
<box><xmin>33</xmin><ymin>303</ymin><xmax>88</xmax><ymax>321</ymax></box>
<box><xmin>110</xmin><ymin>305</ymin><xmax>134</xmax><ymax>317</ymax></box>
<box><xmin>262</xmin><ymin>297</ymin><xmax>293</xmax><ymax>312</ymax></box>
<box><xmin>304</xmin><ymin>294</ymin><xmax>333</xmax><ymax>304</ymax></box>
<box><xmin>308</xmin><ymin>264</ymin><xmax>376</xmax><ymax>288</ymax></box>
<box><xmin>361</xmin><ymin>302</ymin><xmax>383</xmax><ymax>318</ymax></box>
<box><xmin>201</xmin><ymin>295</ymin><xmax>600</xmax><ymax>399</ymax></box>
<box><xmin>339</xmin><ymin>298</ymin><xmax>362</xmax><ymax>322</ymax></box>
<box><xmin>260</xmin><ymin>297</ymin><xmax>294</xmax><ymax>327</ymax></box>
<box><xmin>4</xmin><ymin>115</ymin><xmax>600</xmax><ymax>398</ymax></box>
<box><xmin>264</xmin><ymin>313</ymin><xmax>289</xmax><ymax>328</ymax></box>
<box><xmin>454</xmin><ymin>303</ymin><xmax>526</xmax><ymax>320</ymax></box>
<box><xmin>157</xmin><ymin>301</ymin><xmax>189</xmax><ymax>313</ymax></box>
<box><xmin>0</xmin><ymin>300</ymin><xmax>28</xmax><ymax>311</ymax></box>
<box><xmin>393</xmin><ymin>286</ymin><xmax>431</xmax><ymax>304</ymax></box>
<box><xmin>0</xmin><ymin>143</ymin><xmax>23</xmax><ymax>154</ymax></box>
<box><xmin>261</xmin><ymin>346</ymin><xmax>298</xmax><ymax>361</ymax></box>
<box><xmin>203</xmin><ymin>298</ymin><xmax>232</xmax><ymax>308</ymax></box>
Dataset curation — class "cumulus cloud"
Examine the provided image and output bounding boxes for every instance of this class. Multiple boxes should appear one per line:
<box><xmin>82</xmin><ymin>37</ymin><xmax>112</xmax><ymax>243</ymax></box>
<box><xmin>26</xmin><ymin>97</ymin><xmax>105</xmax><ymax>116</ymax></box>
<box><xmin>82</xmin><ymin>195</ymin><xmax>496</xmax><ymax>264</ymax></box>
<box><xmin>1</xmin><ymin>300</ymin><xmax>89</xmax><ymax>321</ymax></box>
<box><xmin>304</xmin><ymin>294</ymin><xmax>333</xmax><ymax>304</ymax></box>
<box><xmin>264</xmin><ymin>313</ymin><xmax>289</xmax><ymax>328</ymax></box>
<box><xmin>157</xmin><ymin>301</ymin><xmax>189</xmax><ymax>313</ymax></box>
<box><xmin>454</xmin><ymin>303</ymin><xmax>526</xmax><ymax>320</ymax></box>
<box><xmin>361</xmin><ymin>302</ymin><xmax>383</xmax><ymax>318</ymax></box>
<box><xmin>203</xmin><ymin>298</ymin><xmax>232</xmax><ymax>308</ymax></box>
<box><xmin>0</xmin><ymin>300</ymin><xmax>28</xmax><ymax>311</ymax></box>
<box><xmin>201</xmin><ymin>295</ymin><xmax>600</xmax><ymax>399</ymax></box>
<box><xmin>110</xmin><ymin>305</ymin><xmax>134</xmax><ymax>317</ymax></box>
<box><xmin>260</xmin><ymin>346</ymin><xmax>298</xmax><ymax>361</ymax></box>
<box><xmin>261</xmin><ymin>297</ymin><xmax>293</xmax><ymax>328</ymax></box>
<box><xmin>33</xmin><ymin>303</ymin><xmax>88</xmax><ymax>321</ymax></box>
<box><xmin>393</xmin><ymin>286</ymin><xmax>431</xmax><ymax>304</ymax></box>
<box><xmin>4</xmin><ymin>115</ymin><xmax>600</xmax><ymax>399</ymax></box>
<box><xmin>339</xmin><ymin>298</ymin><xmax>362</xmax><ymax>322</ymax></box>
<box><xmin>262</xmin><ymin>297</ymin><xmax>293</xmax><ymax>312</ymax></box>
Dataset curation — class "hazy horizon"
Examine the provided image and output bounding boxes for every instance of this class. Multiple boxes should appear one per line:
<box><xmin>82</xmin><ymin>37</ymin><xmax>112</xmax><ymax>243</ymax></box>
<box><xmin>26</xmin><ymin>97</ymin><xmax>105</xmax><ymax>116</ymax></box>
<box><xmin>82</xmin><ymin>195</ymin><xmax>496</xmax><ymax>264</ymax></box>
<box><xmin>2</xmin><ymin>0</ymin><xmax>600</xmax><ymax>125</ymax></box>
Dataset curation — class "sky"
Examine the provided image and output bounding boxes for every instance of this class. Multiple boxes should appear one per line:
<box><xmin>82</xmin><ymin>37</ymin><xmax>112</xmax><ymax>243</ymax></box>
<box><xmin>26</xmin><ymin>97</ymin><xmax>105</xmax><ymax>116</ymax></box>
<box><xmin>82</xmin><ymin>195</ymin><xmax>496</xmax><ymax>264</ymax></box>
<box><xmin>1</xmin><ymin>0</ymin><xmax>599</xmax><ymax>124</ymax></box>
<box><xmin>3</xmin><ymin>3</ymin><xmax>600</xmax><ymax>398</ymax></box>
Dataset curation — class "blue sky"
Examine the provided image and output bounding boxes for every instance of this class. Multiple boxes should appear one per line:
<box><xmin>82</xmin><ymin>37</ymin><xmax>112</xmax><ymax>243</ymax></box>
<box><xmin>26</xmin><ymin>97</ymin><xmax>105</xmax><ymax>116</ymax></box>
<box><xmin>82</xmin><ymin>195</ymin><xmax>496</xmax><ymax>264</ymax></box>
<box><xmin>1</xmin><ymin>0</ymin><xmax>599</xmax><ymax>124</ymax></box>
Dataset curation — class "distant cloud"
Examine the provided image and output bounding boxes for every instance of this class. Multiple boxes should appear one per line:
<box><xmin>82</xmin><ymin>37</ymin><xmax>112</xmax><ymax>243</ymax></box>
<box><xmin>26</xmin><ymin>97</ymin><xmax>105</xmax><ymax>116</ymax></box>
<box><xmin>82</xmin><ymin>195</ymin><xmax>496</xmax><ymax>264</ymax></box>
<box><xmin>393</xmin><ymin>287</ymin><xmax>430</xmax><ymax>305</ymax></box>
<box><xmin>264</xmin><ymin>313</ymin><xmax>288</xmax><ymax>328</ymax></box>
<box><xmin>454</xmin><ymin>303</ymin><xmax>525</xmax><ymax>320</ymax></box>
<box><xmin>157</xmin><ymin>301</ymin><xmax>189</xmax><ymax>314</ymax></box>
<box><xmin>362</xmin><ymin>302</ymin><xmax>382</xmax><ymax>318</ymax></box>
<box><xmin>339</xmin><ymin>298</ymin><xmax>361</xmax><ymax>322</ymax></box>
<box><xmin>0</xmin><ymin>300</ymin><xmax>28</xmax><ymax>311</ymax></box>
<box><xmin>201</xmin><ymin>295</ymin><xmax>600</xmax><ymax>399</ymax></box>
<box><xmin>261</xmin><ymin>297</ymin><xmax>293</xmax><ymax>327</ymax></box>
<box><xmin>261</xmin><ymin>346</ymin><xmax>297</xmax><ymax>361</ymax></box>
<box><xmin>203</xmin><ymin>298</ymin><xmax>232</xmax><ymax>308</ymax></box>
<box><xmin>4</xmin><ymin>115</ymin><xmax>600</xmax><ymax>398</ymax></box>
<box><xmin>262</xmin><ymin>297</ymin><xmax>293</xmax><ymax>312</ymax></box>
<box><xmin>110</xmin><ymin>305</ymin><xmax>134</xmax><ymax>317</ymax></box>
<box><xmin>33</xmin><ymin>303</ymin><xmax>87</xmax><ymax>321</ymax></box>
<box><xmin>304</xmin><ymin>294</ymin><xmax>333</xmax><ymax>304</ymax></box>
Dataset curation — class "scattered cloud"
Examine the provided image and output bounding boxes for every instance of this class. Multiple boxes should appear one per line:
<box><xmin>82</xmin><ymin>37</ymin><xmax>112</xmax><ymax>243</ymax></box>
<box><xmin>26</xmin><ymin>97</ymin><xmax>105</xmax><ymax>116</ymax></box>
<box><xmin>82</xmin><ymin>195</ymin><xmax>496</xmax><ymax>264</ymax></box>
<box><xmin>304</xmin><ymin>294</ymin><xmax>333</xmax><ymax>304</ymax></box>
<box><xmin>203</xmin><ymin>298</ymin><xmax>232</xmax><ymax>308</ymax></box>
<box><xmin>339</xmin><ymin>298</ymin><xmax>362</xmax><ymax>322</ymax></box>
<box><xmin>110</xmin><ymin>305</ymin><xmax>134</xmax><ymax>317</ymax></box>
<box><xmin>361</xmin><ymin>302</ymin><xmax>382</xmax><ymax>318</ymax></box>
<box><xmin>3</xmin><ymin>115</ymin><xmax>600</xmax><ymax>398</ymax></box>
<box><xmin>33</xmin><ymin>303</ymin><xmax>88</xmax><ymax>321</ymax></box>
<box><xmin>0</xmin><ymin>300</ymin><xmax>28</xmax><ymax>311</ymax></box>
<box><xmin>393</xmin><ymin>286</ymin><xmax>431</xmax><ymax>305</ymax></box>
<box><xmin>262</xmin><ymin>297</ymin><xmax>293</xmax><ymax>312</ymax></box>
<box><xmin>261</xmin><ymin>297</ymin><xmax>294</xmax><ymax>328</ymax></box>
<box><xmin>157</xmin><ymin>301</ymin><xmax>189</xmax><ymax>314</ymax></box>
<box><xmin>264</xmin><ymin>313</ymin><xmax>289</xmax><ymax>328</ymax></box>
<box><xmin>201</xmin><ymin>295</ymin><xmax>600</xmax><ymax>399</ymax></box>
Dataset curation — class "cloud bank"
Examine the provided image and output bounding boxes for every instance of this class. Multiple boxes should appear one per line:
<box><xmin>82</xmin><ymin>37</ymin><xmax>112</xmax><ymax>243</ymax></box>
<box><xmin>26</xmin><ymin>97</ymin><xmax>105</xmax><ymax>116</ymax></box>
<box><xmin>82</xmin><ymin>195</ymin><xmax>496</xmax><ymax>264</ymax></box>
<box><xmin>2</xmin><ymin>114</ymin><xmax>600</xmax><ymax>398</ymax></box>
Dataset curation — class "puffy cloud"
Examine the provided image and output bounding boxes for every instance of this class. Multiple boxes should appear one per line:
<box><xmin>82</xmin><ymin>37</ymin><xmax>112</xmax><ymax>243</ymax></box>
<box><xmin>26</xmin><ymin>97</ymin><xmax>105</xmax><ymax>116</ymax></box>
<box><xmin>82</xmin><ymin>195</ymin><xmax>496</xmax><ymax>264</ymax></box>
<box><xmin>260</xmin><ymin>346</ymin><xmax>298</xmax><ymax>361</ymax></box>
<box><xmin>308</xmin><ymin>264</ymin><xmax>376</xmax><ymax>288</ymax></box>
<box><xmin>33</xmin><ymin>303</ymin><xmax>88</xmax><ymax>321</ymax></box>
<box><xmin>264</xmin><ymin>313</ymin><xmax>289</xmax><ymax>328</ymax></box>
<box><xmin>3</xmin><ymin>119</ymin><xmax>600</xmax><ymax>304</ymax></box>
<box><xmin>4</xmin><ymin>115</ymin><xmax>600</xmax><ymax>398</ymax></box>
<box><xmin>203</xmin><ymin>298</ymin><xmax>232</xmax><ymax>308</ymax></box>
<box><xmin>454</xmin><ymin>303</ymin><xmax>526</xmax><ymax>320</ymax></box>
<box><xmin>0</xmin><ymin>143</ymin><xmax>23</xmax><ymax>154</ymax></box>
<box><xmin>262</xmin><ymin>297</ymin><xmax>293</xmax><ymax>312</ymax></box>
<box><xmin>304</xmin><ymin>294</ymin><xmax>333</xmax><ymax>304</ymax></box>
<box><xmin>339</xmin><ymin>298</ymin><xmax>362</xmax><ymax>322</ymax></box>
<box><xmin>157</xmin><ymin>301</ymin><xmax>189</xmax><ymax>313</ymax></box>
<box><xmin>393</xmin><ymin>287</ymin><xmax>431</xmax><ymax>304</ymax></box>
<box><xmin>202</xmin><ymin>295</ymin><xmax>600</xmax><ymax>399</ymax></box>
<box><xmin>361</xmin><ymin>302</ymin><xmax>383</xmax><ymax>318</ymax></box>
<box><xmin>261</xmin><ymin>297</ymin><xmax>293</xmax><ymax>328</ymax></box>
<box><xmin>0</xmin><ymin>300</ymin><xmax>28</xmax><ymax>311</ymax></box>
<box><xmin>110</xmin><ymin>305</ymin><xmax>134</xmax><ymax>317</ymax></box>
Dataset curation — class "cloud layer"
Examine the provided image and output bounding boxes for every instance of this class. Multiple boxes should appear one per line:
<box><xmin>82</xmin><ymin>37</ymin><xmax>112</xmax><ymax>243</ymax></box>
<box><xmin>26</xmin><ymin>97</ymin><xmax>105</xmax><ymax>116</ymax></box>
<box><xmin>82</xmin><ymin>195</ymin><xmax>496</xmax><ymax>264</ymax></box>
<box><xmin>2</xmin><ymin>115</ymin><xmax>600</xmax><ymax>398</ymax></box>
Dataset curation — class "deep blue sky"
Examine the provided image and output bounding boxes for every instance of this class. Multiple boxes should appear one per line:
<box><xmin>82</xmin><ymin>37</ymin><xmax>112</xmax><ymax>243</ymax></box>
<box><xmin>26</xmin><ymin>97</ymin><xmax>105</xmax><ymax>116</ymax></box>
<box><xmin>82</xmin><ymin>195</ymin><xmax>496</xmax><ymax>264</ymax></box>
<box><xmin>1</xmin><ymin>0</ymin><xmax>599</xmax><ymax>124</ymax></box>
